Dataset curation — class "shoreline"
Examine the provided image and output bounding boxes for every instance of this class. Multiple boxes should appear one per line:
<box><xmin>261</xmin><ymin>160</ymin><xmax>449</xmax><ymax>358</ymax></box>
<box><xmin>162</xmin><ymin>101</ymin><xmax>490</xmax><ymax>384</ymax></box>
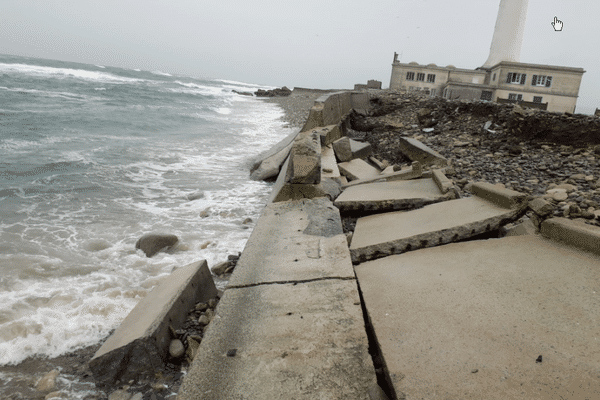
<box><xmin>0</xmin><ymin>89</ymin><xmax>322</xmax><ymax>400</ymax></box>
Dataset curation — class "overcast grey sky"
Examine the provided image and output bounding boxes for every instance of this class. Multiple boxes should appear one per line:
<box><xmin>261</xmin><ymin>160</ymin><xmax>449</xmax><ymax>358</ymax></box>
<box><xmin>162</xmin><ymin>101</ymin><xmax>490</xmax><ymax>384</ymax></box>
<box><xmin>1</xmin><ymin>0</ymin><xmax>599</xmax><ymax>113</ymax></box>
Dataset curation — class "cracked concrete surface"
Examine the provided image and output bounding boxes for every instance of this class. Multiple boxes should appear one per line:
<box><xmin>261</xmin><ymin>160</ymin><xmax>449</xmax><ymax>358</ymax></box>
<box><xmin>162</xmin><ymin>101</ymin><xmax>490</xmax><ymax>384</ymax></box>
<box><xmin>177</xmin><ymin>197</ymin><xmax>377</xmax><ymax>400</ymax></box>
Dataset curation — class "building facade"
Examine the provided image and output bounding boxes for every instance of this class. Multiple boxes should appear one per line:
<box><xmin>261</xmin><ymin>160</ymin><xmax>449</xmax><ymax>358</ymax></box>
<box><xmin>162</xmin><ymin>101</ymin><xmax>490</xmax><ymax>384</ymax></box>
<box><xmin>389</xmin><ymin>0</ymin><xmax>586</xmax><ymax>113</ymax></box>
<box><xmin>389</xmin><ymin>56</ymin><xmax>585</xmax><ymax>113</ymax></box>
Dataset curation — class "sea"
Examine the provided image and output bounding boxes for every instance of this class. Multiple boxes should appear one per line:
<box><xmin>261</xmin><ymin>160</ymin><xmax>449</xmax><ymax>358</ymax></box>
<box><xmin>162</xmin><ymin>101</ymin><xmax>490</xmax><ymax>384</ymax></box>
<box><xmin>0</xmin><ymin>54</ymin><xmax>295</xmax><ymax>370</ymax></box>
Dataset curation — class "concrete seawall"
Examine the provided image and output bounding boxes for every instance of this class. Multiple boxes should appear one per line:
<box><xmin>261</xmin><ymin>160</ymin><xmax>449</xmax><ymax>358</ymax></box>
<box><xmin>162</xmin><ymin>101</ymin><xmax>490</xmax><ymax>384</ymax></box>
<box><xmin>93</xmin><ymin>88</ymin><xmax>600</xmax><ymax>400</ymax></box>
<box><xmin>177</xmin><ymin>90</ymin><xmax>379</xmax><ymax>399</ymax></box>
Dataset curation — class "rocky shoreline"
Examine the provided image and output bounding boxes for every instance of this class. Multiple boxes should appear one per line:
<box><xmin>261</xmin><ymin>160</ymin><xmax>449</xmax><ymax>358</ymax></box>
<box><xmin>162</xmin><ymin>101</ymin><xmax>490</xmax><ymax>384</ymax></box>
<box><xmin>5</xmin><ymin>87</ymin><xmax>599</xmax><ymax>400</ymax></box>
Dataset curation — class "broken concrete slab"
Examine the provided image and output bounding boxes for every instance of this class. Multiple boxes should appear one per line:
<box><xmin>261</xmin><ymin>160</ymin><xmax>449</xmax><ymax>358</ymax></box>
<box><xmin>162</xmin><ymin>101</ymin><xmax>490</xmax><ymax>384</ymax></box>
<box><xmin>321</xmin><ymin>144</ymin><xmax>341</xmax><ymax>183</ymax></box>
<box><xmin>310</xmin><ymin>124</ymin><xmax>343</xmax><ymax>146</ymax></box>
<box><xmin>89</xmin><ymin>260</ymin><xmax>217</xmax><ymax>386</ymax></box>
<box><xmin>368</xmin><ymin>157</ymin><xmax>388</xmax><ymax>171</ymax></box>
<box><xmin>350</xmin><ymin>183</ymin><xmax>527</xmax><ymax>263</ymax></box>
<box><xmin>342</xmin><ymin>161</ymin><xmax>425</xmax><ymax>188</ymax></box>
<box><xmin>502</xmin><ymin>217</ymin><xmax>539</xmax><ymax>236</ymax></box>
<box><xmin>227</xmin><ymin>197</ymin><xmax>353</xmax><ymax>287</ymax></box>
<box><xmin>249</xmin><ymin>130</ymin><xmax>298</xmax><ymax>181</ymax></box>
<box><xmin>177</xmin><ymin>279</ymin><xmax>376</xmax><ymax>400</ymax></box>
<box><xmin>334</xmin><ymin>178</ymin><xmax>455</xmax><ymax>214</ymax></box>
<box><xmin>431</xmin><ymin>168</ymin><xmax>453</xmax><ymax>194</ymax></box>
<box><xmin>397</xmin><ymin>136</ymin><xmax>448</xmax><ymax>167</ymax></box>
<box><xmin>354</xmin><ymin>235</ymin><xmax>600</xmax><ymax>400</ymax></box>
<box><xmin>288</xmin><ymin>130</ymin><xmax>321</xmax><ymax>184</ymax></box>
<box><xmin>469</xmin><ymin>181</ymin><xmax>528</xmax><ymax>209</ymax></box>
<box><xmin>338</xmin><ymin>158</ymin><xmax>382</xmax><ymax>181</ymax></box>
<box><xmin>332</xmin><ymin>137</ymin><xmax>373</xmax><ymax>162</ymax></box>
<box><xmin>541</xmin><ymin>217</ymin><xmax>600</xmax><ymax>256</ymax></box>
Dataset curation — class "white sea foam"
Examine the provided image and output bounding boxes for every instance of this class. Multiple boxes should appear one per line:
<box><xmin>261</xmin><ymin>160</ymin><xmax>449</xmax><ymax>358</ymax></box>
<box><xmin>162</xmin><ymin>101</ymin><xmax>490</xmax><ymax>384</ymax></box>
<box><xmin>151</xmin><ymin>70</ymin><xmax>172</xmax><ymax>77</ymax></box>
<box><xmin>0</xmin><ymin>63</ymin><xmax>291</xmax><ymax>366</ymax></box>
<box><xmin>0</xmin><ymin>86</ymin><xmax>90</xmax><ymax>100</ymax></box>
<box><xmin>0</xmin><ymin>63</ymin><xmax>144</xmax><ymax>84</ymax></box>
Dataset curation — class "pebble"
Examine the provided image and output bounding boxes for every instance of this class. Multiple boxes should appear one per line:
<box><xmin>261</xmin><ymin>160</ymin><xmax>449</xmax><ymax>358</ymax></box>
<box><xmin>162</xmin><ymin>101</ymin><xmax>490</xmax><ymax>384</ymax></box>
<box><xmin>108</xmin><ymin>390</ymin><xmax>133</xmax><ymax>400</ymax></box>
<box><xmin>169</xmin><ymin>339</ymin><xmax>185</xmax><ymax>359</ymax></box>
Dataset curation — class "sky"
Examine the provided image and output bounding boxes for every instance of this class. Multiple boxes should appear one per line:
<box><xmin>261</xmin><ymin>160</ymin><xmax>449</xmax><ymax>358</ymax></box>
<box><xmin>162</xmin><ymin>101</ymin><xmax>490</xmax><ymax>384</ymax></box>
<box><xmin>1</xmin><ymin>0</ymin><xmax>599</xmax><ymax>114</ymax></box>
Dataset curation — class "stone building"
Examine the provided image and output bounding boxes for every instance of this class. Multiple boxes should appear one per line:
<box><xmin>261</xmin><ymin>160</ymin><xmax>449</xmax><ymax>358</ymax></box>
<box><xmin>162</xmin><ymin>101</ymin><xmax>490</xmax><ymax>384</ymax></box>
<box><xmin>389</xmin><ymin>0</ymin><xmax>586</xmax><ymax>113</ymax></box>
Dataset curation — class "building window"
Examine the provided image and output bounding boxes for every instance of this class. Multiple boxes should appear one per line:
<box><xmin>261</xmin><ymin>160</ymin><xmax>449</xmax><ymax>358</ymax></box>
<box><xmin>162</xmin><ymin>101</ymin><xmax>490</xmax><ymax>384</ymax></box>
<box><xmin>406</xmin><ymin>72</ymin><xmax>415</xmax><ymax>81</ymax></box>
<box><xmin>427</xmin><ymin>74</ymin><xmax>436</xmax><ymax>83</ymax></box>
<box><xmin>506</xmin><ymin>72</ymin><xmax>527</xmax><ymax>85</ymax></box>
<box><xmin>443</xmin><ymin>88</ymin><xmax>448</xmax><ymax>98</ymax></box>
<box><xmin>533</xmin><ymin>96</ymin><xmax>543</xmax><ymax>103</ymax></box>
<box><xmin>480</xmin><ymin>90</ymin><xmax>493</xmax><ymax>101</ymax></box>
<box><xmin>416</xmin><ymin>72</ymin><xmax>425</xmax><ymax>81</ymax></box>
<box><xmin>508</xmin><ymin>93</ymin><xmax>523</xmax><ymax>101</ymax></box>
<box><xmin>531</xmin><ymin>75</ymin><xmax>552</xmax><ymax>87</ymax></box>
<box><xmin>430</xmin><ymin>89</ymin><xmax>437</xmax><ymax>97</ymax></box>
<box><xmin>492</xmin><ymin>73</ymin><xmax>496</xmax><ymax>81</ymax></box>
<box><xmin>415</xmin><ymin>87</ymin><xmax>422</xmax><ymax>91</ymax></box>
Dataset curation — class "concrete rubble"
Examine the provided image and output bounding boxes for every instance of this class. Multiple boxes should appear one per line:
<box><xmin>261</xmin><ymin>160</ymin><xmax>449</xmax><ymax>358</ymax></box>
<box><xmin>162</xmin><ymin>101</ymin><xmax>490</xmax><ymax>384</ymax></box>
<box><xmin>97</xmin><ymin>88</ymin><xmax>600</xmax><ymax>400</ymax></box>
<box><xmin>349</xmin><ymin>182</ymin><xmax>528</xmax><ymax>264</ymax></box>
<box><xmin>89</xmin><ymin>261</ymin><xmax>217</xmax><ymax>386</ymax></box>
<box><xmin>355</xmin><ymin>221</ymin><xmax>600</xmax><ymax>400</ymax></box>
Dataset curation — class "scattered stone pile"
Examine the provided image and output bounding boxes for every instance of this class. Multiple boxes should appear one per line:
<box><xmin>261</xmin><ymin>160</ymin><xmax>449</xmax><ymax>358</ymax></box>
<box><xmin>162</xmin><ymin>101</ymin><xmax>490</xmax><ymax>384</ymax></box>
<box><xmin>254</xmin><ymin>86</ymin><xmax>292</xmax><ymax>97</ymax></box>
<box><xmin>349</xmin><ymin>90</ymin><xmax>600</xmax><ymax>228</ymax></box>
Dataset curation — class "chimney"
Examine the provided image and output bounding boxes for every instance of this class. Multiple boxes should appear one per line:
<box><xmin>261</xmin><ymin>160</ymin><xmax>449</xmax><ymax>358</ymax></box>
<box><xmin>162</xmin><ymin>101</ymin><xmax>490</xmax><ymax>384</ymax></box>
<box><xmin>481</xmin><ymin>0</ymin><xmax>529</xmax><ymax>69</ymax></box>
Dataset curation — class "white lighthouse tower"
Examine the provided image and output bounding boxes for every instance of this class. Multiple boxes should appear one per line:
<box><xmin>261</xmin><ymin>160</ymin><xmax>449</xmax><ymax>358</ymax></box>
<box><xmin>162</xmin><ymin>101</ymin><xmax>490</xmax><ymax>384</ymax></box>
<box><xmin>481</xmin><ymin>0</ymin><xmax>529</xmax><ymax>69</ymax></box>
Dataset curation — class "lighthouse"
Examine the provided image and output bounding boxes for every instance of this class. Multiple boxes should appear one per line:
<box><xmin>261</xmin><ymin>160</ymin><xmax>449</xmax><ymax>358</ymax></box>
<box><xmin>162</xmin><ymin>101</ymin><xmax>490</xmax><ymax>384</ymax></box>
<box><xmin>481</xmin><ymin>0</ymin><xmax>529</xmax><ymax>69</ymax></box>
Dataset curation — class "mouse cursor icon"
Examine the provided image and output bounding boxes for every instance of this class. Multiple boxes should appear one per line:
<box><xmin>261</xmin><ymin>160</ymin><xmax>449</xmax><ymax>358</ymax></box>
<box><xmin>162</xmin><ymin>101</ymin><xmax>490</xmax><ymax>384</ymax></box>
<box><xmin>552</xmin><ymin>16</ymin><xmax>563</xmax><ymax>31</ymax></box>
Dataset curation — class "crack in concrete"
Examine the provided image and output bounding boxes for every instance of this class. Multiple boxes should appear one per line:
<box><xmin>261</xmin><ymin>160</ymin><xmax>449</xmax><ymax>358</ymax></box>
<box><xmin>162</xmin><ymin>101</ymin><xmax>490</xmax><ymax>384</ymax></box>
<box><xmin>225</xmin><ymin>276</ymin><xmax>355</xmax><ymax>290</ymax></box>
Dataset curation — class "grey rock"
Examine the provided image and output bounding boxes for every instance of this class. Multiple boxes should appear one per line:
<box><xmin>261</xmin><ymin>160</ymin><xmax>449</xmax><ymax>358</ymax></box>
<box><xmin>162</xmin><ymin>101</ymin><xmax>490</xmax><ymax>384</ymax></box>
<box><xmin>211</xmin><ymin>261</ymin><xmax>231</xmax><ymax>276</ymax></box>
<box><xmin>35</xmin><ymin>370</ymin><xmax>59</xmax><ymax>393</ymax></box>
<box><xmin>169</xmin><ymin>339</ymin><xmax>185</xmax><ymax>359</ymax></box>
<box><xmin>135</xmin><ymin>233</ymin><xmax>178</xmax><ymax>257</ymax></box>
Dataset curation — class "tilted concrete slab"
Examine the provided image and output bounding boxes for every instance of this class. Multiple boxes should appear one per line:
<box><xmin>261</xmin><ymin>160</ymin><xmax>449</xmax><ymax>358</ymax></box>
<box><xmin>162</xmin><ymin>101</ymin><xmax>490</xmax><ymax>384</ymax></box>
<box><xmin>177</xmin><ymin>280</ymin><xmax>375</xmax><ymax>400</ymax></box>
<box><xmin>310</xmin><ymin>124</ymin><xmax>343</xmax><ymax>146</ymax></box>
<box><xmin>332</xmin><ymin>137</ymin><xmax>373</xmax><ymax>162</ymax></box>
<box><xmin>334</xmin><ymin>178</ymin><xmax>454</xmax><ymax>214</ymax></box>
<box><xmin>321</xmin><ymin>144</ymin><xmax>341</xmax><ymax>183</ymax></box>
<box><xmin>355</xmin><ymin>235</ymin><xmax>600</xmax><ymax>400</ymax></box>
<box><xmin>342</xmin><ymin>161</ymin><xmax>425</xmax><ymax>188</ymax></box>
<box><xmin>541</xmin><ymin>217</ymin><xmax>600</xmax><ymax>256</ymax></box>
<box><xmin>249</xmin><ymin>130</ymin><xmax>299</xmax><ymax>181</ymax></box>
<box><xmin>228</xmin><ymin>197</ymin><xmax>352</xmax><ymax>287</ymax></box>
<box><xmin>338</xmin><ymin>158</ymin><xmax>382</xmax><ymax>181</ymax></box>
<box><xmin>288</xmin><ymin>130</ymin><xmax>321</xmax><ymax>184</ymax></box>
<box><xmin>89</xmin><ymin>260</ymin><xmax>217</xmax><ymax>386</ymax></box>
<box><xmin>350</xmin><ymin>183</ymin><xmax>527</xmax><ymax>263</ymax></box>
<box><xmin>398</xmin><ymin>136</ymin><xmax>448</xmax><ymax>167</ymax></box>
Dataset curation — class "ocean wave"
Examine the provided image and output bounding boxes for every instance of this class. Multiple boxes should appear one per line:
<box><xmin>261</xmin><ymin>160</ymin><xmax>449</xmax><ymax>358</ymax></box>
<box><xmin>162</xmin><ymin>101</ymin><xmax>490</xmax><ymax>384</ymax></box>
<box><xmin>151</xmin><ymin>70</ymin><xmax>172</xmax><ymax>77</ymax></box>
<box><xmin>0</xmin><ymin>86</ymin><xmax>90</xmax><ymax>100</ymax></box>
<box><xmin>0</xmin><ymin>63</ymin><xmax>145</xmax><ymax>84</ymax></box>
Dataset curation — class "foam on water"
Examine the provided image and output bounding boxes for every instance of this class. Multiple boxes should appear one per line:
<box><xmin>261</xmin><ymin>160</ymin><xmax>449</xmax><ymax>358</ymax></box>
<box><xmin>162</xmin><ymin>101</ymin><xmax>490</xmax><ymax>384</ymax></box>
<box><xmin>0</xmin><ymin>63</ymin><xmax>144</xmax><ymax>84</ymax></box>
<box><xmin>0</xmin><ymin>55</ymin><xmax>292</xmax><ymax>366</ymax></box>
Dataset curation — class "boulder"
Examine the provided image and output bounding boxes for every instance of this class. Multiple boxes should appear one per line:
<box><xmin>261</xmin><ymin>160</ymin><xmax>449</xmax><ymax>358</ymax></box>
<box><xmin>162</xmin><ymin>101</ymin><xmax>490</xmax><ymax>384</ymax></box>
<box><xmin>211</xmin><ymin>261</ymin><xmax>231</xmax><ymax>276</ymax></box>
<box><xmin>232</xmin><ymin>90</ymin><xmax>253</xmax><ymax>96</ymax></box>
<box><xmin>36</xmin><ymin>370</ymin><xmax>59</xmax><ymax>393</ymax></box>
<box><xmin>135</xmin><ymin>233</ymin><xmax>178</xmax><ymax>257</ymax></box>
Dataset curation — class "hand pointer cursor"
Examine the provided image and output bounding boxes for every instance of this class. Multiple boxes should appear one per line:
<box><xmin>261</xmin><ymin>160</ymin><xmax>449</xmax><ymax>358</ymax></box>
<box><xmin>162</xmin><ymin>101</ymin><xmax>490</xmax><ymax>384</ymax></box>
<box><xmin>552</xmin><ymin>16</ymin><xmax>563</xmax><ymax>31</ymax></box>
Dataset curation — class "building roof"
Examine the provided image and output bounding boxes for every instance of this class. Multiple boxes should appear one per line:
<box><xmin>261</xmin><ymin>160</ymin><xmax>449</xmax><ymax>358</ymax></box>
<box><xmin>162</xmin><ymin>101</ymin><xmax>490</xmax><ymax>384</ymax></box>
<box><xmin>483</xmin><ymin>61</ymin><xmax>586</xmax><ymax>73</ymax></box>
